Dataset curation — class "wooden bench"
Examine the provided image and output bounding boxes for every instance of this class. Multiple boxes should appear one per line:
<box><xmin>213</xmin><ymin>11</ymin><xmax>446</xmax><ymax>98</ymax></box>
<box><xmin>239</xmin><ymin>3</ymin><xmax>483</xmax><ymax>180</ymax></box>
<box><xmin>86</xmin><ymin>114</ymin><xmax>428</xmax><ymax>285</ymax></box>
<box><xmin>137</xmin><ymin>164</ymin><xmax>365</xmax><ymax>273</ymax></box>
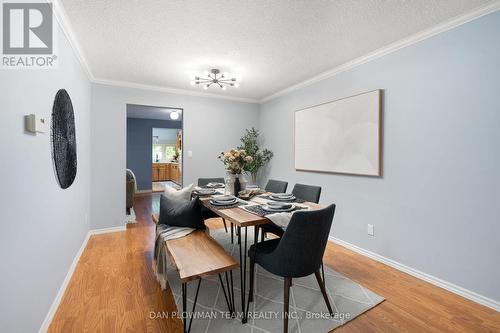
<box><xmin>152</xmin><ymin>214</ymin><xmax>239</xmax><ymax>333</ymax></box>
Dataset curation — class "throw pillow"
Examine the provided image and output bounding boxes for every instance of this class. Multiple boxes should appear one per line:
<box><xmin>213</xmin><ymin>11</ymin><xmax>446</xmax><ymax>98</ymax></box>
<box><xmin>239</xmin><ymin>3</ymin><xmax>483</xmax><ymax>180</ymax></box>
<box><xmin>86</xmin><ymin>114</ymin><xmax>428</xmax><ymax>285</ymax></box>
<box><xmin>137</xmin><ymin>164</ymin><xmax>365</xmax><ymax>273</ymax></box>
<box><xmin>163</xmin><ymin>183</ymin><xmax>195</xmax><ymax>202</ymax></box>
<box><xmin>158</xmin><ymin>194</ymin><xmax>205</xmax><ymax>229</ymax></box>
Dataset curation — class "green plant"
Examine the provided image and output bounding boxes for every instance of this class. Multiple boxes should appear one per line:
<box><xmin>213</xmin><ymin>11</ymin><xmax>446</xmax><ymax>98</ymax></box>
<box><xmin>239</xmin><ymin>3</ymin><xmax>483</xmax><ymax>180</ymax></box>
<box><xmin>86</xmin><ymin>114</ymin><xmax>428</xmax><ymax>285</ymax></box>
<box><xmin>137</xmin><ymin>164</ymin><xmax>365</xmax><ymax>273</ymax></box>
<box><xmin>238</xmin><ymin>128</ymin><xmax>273</xmax><ymax>182</ymax></box>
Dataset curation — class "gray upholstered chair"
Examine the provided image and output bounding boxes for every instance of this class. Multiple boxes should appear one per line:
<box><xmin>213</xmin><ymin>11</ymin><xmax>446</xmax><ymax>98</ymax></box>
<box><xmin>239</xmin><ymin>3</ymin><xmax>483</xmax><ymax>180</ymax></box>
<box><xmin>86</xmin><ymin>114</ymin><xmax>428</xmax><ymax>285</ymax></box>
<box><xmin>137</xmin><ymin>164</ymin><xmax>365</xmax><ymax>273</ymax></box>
<box><xmin>198</xmin><ymin>177</ymin><xmax>225</xmax><ymax>187</ymax></box>
<box><xmin>264</xmin><ymin>179</ymin><xmax>288</xmax><ymax>193</ymax></box>
<box><xmin>261</xmin><ymin>183</ymin><xmax>322</xmax><ymax>239</ymax></box>
<box><xmin>126</xmin><ymin>169</ymin><xmax>137</xmax><ymax>215</ymax></box>
<box><xmin>197</xmin><ymin>177</ymin><xmax>229</xmax><ymax>233</ymax></box>
<box><xmin>292</xmin><ymin>183</ymin><xmax>322</xmax><ymax>203</ymax></box>
<box><xmin>248</xmin><ymin>204</ymin><xmax>336</xmax><ymax>333</ymax></box>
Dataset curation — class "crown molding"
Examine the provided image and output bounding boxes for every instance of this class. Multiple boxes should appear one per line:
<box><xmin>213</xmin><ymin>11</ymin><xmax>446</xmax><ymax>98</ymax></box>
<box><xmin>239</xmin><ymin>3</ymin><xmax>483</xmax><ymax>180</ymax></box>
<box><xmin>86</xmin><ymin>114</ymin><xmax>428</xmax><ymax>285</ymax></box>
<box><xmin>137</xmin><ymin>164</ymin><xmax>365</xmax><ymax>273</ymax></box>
<box><xmin>50</xmin><ymin>0</ymin><xmax>500</xmax><ymax>105</ymax></box>
<box><xmin>92</xmin><ymin>78</ymin><xmax>259</xmax><ymax>104</ymax></box>
<box><xmin>50</xmin><ymin>0</ymin><xmax>95</xmax><ymax>81</ymax></box>
<box><xmin>259</xmin><ymin>1</ymin><xmax>500</xmax><ymax>103</ymax></box>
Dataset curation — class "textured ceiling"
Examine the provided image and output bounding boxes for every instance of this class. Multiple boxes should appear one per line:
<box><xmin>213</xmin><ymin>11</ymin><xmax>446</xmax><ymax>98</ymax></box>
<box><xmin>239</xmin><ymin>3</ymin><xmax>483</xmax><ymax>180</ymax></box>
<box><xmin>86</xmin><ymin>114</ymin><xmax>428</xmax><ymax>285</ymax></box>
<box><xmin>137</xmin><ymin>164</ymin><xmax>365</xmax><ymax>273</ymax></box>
<box><xmin>60</xmin><ymin>0</ymin><xmax>493</xmax><ymax>100</ymax></box>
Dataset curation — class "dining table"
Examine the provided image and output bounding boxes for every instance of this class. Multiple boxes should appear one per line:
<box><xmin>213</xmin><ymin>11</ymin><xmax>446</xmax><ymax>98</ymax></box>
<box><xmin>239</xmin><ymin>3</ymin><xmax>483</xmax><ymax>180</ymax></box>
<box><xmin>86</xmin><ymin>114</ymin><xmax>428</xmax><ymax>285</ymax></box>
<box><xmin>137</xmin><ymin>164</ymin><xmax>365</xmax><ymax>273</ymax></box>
<box><xmin>197</xmin><ymin>189</ymin><xmax>322</xmax><ymax>323</ymax></box>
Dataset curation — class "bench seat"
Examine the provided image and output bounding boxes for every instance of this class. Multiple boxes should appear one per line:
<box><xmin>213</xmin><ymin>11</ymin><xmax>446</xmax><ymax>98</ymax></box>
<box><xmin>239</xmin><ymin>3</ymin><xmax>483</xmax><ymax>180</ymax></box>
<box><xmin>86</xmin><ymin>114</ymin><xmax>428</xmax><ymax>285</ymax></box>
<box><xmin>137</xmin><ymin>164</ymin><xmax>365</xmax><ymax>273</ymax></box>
<box><xmin>152</xmin><ymin>214</ymin><xmax>238</xmax><ymax>332</ymax></box>
<box><xmin>166</xmin><ymin>230</ymin><xmax>239</xmax><ymax>282</ymax></box>
<box><xmin>152</xmin><ymin>214</ymin><xmax>238</xmax><ymax>282</ymax></box>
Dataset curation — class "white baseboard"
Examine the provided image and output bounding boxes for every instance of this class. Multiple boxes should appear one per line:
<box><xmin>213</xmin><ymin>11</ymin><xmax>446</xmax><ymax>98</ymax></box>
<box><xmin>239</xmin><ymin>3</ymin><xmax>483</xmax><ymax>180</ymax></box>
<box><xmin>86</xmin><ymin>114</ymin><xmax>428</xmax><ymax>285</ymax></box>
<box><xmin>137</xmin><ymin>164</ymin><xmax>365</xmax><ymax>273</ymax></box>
<box><xmin>89</xmin><ymin>225</ymin><xmax>127</xmax><ymax>235</ymax></box>
<box><xmin>38</xmin><ymin>232</ymin><xmax>90</xmax><ymax>332</ymax></box>
<box><xmin>136</xmin><ymin>189</ymin><xmax>152</xmax><ymax>194</ymax></box>
<box><xmin>329</xmin><ymin>236</ymin><xmax>500</xmax><ymax>312</ymax></box>
<box><xmin>39</xmin><ymin>225</ymin><xmax>128</xmax><ymax>332</ymax></box>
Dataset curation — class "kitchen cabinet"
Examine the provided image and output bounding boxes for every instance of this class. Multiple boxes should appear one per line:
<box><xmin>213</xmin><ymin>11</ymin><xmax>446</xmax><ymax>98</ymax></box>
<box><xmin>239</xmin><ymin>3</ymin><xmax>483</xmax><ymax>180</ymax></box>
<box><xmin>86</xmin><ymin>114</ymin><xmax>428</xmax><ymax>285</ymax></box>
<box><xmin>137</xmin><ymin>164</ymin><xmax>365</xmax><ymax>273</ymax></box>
<box><xmin>170</xmin><ymin>164</ymin><xmax>179</xmax><ymax>183</ymax></box>
<box><xmin>152</xmin><ymin>163</ymin><xmax>180</xmax><ymax>183</ymax></box>
<box><xmin>159</xmin><ymin>164</ymin><xmax>169</xmax><ymax>180</ymax></box>
<box><xmin>152</xmin><ymin>165</ymin><xmax>159</xmax><ymax>182</ymax></box>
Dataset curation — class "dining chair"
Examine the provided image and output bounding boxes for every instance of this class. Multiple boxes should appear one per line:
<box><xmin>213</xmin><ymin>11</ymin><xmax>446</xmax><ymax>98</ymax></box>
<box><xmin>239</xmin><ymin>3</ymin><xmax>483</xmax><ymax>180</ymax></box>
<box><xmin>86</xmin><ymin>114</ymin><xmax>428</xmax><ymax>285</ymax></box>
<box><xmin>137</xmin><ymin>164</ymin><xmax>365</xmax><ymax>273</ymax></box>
<box><xmin>291</xmin><ymin>183</ymin><xmax>322</xmax><ymax>203</ymax></box>
<box><xmin>197</xmin><ymin>177</ymin><xmax>229</xmax><ymax>233</ymax></box>
<box><xmin>247</xmin><ymin>204</ymin><xmax>336</xmax><ymax>333</ymax></box>
<box><xmin>264</xmin><ymin>179</ymin><xmax>288</xmax><ymax>193</ymax></box>
<box><xmin>260</xmin><ymin>183</ymin><xmax>322</xmax><ymax>240</ymax></box>
<box><xmin>197</xmin><ymin>177</ymin><xmax>225</xmax><ymax>187</ymax></box>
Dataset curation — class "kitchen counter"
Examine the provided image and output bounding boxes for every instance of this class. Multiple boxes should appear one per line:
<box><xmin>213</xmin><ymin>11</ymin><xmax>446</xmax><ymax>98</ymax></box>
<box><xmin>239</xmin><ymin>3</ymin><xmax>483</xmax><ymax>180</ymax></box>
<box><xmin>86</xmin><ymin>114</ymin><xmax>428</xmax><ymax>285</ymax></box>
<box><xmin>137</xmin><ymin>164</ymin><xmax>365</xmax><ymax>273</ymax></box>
<box><xmin>152</xmin><ymin>162</ymin><xmax>181</xmax><ymax>183</ymax></box>
<box><xmin>153</xmin><ymin>162</ymin><xmax>179</xmax><ymax>165</ymax></box>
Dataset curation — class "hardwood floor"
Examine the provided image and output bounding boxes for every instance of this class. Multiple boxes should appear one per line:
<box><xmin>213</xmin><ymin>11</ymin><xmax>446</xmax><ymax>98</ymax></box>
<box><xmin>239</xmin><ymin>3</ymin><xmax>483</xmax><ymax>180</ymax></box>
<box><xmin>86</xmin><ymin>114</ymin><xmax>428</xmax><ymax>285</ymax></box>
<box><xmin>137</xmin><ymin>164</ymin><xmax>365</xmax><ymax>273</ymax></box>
<box><xmin>49</xmin><ymin>194</ymin><xmax>500</xmax><ymax>332</ymax></box>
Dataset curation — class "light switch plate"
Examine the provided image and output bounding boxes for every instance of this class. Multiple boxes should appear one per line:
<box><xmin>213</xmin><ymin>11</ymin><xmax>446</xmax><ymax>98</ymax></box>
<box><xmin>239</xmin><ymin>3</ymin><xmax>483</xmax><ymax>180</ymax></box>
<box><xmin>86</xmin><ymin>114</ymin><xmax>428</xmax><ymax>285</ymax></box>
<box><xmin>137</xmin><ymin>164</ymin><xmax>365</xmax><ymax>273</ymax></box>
<box><xmin>187</xmin><ymin>150</ymin><xmax>193</xmax><ymax>158</ymax></box>
<box><xmin>367</xmin><ymin>224</ymin><xmax>374</xmax><ymax>236</ymax></box>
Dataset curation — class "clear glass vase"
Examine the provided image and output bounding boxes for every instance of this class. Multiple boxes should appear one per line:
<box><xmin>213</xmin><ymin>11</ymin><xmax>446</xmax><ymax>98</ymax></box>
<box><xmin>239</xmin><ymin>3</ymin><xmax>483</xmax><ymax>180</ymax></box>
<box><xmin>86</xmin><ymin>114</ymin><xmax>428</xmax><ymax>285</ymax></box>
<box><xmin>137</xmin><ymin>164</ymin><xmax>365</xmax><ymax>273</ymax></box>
<box><xmin>225</xmin><ymin>173</ymin><xmax>247</xmax><ymax>195</ymax></box>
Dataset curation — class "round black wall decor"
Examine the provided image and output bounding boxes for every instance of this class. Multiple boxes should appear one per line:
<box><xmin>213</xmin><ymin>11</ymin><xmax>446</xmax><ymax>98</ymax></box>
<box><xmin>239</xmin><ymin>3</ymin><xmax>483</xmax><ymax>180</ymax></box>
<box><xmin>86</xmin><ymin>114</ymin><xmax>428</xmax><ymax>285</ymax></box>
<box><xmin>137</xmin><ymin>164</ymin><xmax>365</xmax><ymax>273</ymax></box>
<box><xmin>51</xmin><ymin>89</ymin><xmax>77</xmax><ymax>189</ymax></box>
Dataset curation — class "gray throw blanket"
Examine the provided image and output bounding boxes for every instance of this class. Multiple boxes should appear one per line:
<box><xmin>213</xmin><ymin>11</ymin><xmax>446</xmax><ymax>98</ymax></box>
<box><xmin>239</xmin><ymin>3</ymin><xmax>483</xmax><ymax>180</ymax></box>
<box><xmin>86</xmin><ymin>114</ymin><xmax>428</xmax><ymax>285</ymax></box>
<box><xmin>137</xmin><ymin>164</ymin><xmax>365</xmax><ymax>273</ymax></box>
<box><xmin>153</xmin><ymin>224</ymin><xmax>197</xmax><ymax>289</ymax></box>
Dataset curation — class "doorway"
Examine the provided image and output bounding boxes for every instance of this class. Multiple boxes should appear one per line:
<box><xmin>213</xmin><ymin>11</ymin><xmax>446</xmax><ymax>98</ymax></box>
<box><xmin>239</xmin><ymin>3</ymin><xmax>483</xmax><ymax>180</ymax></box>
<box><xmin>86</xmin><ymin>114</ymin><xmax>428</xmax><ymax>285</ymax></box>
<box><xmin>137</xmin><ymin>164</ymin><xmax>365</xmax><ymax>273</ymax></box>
<box><xmin>151</xmin><ymin>127</ymin><xmax>183</xmax><ymax>192</ymax></box>
<box><xmin>126</xmin><ymin>104</ymin><xmax>183</xmax><ymax>202</ymax></box>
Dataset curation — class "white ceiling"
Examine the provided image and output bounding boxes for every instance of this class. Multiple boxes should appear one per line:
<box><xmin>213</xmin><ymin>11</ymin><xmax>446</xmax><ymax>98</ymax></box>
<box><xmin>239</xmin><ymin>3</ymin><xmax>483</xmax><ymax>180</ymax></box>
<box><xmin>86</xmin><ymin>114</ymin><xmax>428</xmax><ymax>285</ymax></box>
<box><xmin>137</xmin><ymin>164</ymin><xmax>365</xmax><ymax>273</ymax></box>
<box><xmin>60</xmin><ymin>0</ymin><xmax>494</xmax><ymax>101</ymax></box>
<box><xmin>127</xmin><ymin>104</ymin><xmax>183</xmax><ymax>121</ymax></box>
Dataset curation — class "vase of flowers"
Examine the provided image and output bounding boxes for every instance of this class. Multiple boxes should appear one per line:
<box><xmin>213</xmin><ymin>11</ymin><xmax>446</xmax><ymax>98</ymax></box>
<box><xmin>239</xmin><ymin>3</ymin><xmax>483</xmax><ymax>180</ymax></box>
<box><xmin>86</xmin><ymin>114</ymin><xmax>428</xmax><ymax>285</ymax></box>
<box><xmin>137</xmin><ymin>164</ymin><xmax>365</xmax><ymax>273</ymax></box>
<box><xmin>218</xmin><ymin>149</ymin><xmax>253</xmax><ymax>195</ymax></box>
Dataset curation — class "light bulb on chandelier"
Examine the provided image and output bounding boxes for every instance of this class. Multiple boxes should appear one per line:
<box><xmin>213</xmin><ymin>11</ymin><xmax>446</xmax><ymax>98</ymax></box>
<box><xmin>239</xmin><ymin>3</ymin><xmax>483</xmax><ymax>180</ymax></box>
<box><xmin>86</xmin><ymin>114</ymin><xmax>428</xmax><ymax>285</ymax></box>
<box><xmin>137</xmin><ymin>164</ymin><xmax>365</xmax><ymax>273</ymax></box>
<box><xmin>190</xmin><ymin>69</ymin><xmax>239</xmax><ymax>90</ymax></box>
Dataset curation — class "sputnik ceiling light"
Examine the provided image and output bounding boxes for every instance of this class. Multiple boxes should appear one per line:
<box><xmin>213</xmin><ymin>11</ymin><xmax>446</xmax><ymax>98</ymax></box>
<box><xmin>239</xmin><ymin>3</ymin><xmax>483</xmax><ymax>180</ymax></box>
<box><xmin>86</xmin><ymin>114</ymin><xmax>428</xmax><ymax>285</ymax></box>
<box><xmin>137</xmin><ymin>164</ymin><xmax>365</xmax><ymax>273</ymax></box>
<box><xmin>190</xmin><ymin>69</ymin><xmax>239</xmax><ymax>90</ymax></box>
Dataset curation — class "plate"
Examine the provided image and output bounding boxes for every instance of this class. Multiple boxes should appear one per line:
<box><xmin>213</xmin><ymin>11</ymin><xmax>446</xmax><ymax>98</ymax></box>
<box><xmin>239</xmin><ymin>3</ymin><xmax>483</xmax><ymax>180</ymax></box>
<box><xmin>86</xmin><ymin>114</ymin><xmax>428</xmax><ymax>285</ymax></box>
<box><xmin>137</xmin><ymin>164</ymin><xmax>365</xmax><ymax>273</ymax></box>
<box><xmin>271</xmin><ymin>193</ymin><xmax>294</xmax><ymax>197</ymax></box>
<box><xmin>213</xmin><ymin>195</ymin><xmax>235</xmax><ymax>201</ymax></box>
<box><xmin>194</xmin><ymin>189</ymin><xmax>216</xmax><ymax>195</ymax></box>
<box><xmin>267</xmin><ymin>201</ymin><xmax>293</xmax><ymax>209</ymax></box>
<box><xmin>207</xmin><ymin>182</ymin><xmax>225</xmax><ymax>188</ymax></box>
<box><xmin>272</xmin><ymin>192</ymin><xmax>293</xmax><ymax>196</ymax></box>
<box><xmin>210</xmin><ymin>199</ymin><xmax>237</xmax><ymax>206</ymax></box>
<box><xmin>262</xmin><ymin>204</ymin><xmax>295</xmax><ymax>212</ymax></box>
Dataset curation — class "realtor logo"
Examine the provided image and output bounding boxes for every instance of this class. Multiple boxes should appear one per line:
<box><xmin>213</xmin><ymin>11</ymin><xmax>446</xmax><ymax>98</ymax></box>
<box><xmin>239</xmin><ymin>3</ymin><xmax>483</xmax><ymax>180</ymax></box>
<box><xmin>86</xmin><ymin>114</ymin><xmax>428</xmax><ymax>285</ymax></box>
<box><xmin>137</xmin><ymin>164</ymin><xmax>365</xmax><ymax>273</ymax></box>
<box><xmin>1</xmin><ymin>1</ymin><xmax>57</xmax><ymax>68</ymax></box>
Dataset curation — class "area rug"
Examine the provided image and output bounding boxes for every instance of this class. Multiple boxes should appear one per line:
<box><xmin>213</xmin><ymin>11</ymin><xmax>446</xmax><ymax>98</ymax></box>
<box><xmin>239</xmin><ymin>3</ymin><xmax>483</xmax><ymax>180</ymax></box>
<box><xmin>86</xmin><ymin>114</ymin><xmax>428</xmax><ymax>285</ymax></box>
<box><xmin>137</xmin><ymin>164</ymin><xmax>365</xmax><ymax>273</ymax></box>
<box><xmin>163</xmin><ymin>227</ymin><xmax>384</xmax><ymax>333</ymax></box>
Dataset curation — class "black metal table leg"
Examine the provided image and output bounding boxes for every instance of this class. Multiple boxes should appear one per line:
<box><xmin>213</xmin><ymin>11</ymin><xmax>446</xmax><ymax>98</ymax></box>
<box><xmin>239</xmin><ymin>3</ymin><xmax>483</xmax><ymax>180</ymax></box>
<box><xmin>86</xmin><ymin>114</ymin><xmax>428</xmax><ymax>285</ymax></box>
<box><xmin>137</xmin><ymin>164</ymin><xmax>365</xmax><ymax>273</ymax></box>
<box><xmin>231</xmin><ymin>223</ymin><xmax>234</xmax><ymax>244</ymax></box>
<box><xmin>230</xmin><ymin>270</ymin><xmax>235</xmax><ymax>317</ymax></box>
<box><xmin>181</xmin><ymin>278</ymin><xmax>202</xmax><ymax>333</ymax></box>
<box><xmin>238</xmin><ymin>226</ymin><xmax>250</xmax><ymax>323</ymax></box>
<box><xmin>248</xmin><ymin>226</ymin><xmax>258</xmax><ymax>304</ymax></box>
<box><xmin>218</xmin><ymin>272</ymin><xmax>236</xmax><ymax>315</ymax></box>
<box><xmin>182</xmin><ymin>283</ymin><xmax>187</xmax><ymax>333</ymax></box>
<box><xmin>225</xmin><ymin>271</ymin><xmax>235</xmax><ymax>315</ymax></box>
<box><xmin>245</xmin><ymin>226</ymin><xmax>259</xmax><ymax>316</ymax></box>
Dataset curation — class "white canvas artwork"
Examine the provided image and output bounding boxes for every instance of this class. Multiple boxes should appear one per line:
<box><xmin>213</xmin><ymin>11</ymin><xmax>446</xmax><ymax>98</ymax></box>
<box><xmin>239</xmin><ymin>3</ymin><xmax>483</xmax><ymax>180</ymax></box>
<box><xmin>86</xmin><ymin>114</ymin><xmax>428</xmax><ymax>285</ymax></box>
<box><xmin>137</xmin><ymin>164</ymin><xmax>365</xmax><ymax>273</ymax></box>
<box><xmin>294</xmin><ymin>90</ymin><xmax>381</xmax><ymax>176</ymax></box>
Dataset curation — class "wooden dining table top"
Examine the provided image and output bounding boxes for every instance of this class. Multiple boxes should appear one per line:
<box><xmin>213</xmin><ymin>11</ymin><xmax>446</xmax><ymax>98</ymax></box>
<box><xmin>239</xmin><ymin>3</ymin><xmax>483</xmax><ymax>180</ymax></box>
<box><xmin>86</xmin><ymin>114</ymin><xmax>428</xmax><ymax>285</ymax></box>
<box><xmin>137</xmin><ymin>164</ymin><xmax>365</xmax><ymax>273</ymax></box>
<box><xmin>199</xmin><ymin>192</ymin><xmax>323</xmax><ymax>228</ymax></box>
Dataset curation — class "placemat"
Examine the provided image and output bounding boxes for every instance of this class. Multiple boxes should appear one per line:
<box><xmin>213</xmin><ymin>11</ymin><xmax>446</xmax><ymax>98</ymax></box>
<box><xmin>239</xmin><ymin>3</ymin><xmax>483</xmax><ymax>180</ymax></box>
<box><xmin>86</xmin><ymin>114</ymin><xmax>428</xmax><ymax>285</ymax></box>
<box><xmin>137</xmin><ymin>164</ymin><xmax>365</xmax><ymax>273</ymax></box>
<box><xmin>244</xmin><ymin>204</ymin><xmax>308</xmax><ymax>217</ymax></box>
<box><xmin>258</xmin><ymin>194</ymin><xmax>307</xmax><ymax>203</ymax></box>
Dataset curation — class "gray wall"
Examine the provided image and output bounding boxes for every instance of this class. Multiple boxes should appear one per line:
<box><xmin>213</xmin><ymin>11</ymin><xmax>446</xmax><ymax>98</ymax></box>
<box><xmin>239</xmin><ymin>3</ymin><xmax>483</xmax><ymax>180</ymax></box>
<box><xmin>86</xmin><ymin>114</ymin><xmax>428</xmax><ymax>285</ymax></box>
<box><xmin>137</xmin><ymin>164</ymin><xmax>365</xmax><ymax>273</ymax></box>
<box><xmin>259</xmin><ymin>11</ymin><xmax>500</xmax><ymax>302</ymax></box>
<box><xmin>91</xmin><ymin>84</ymin><xmax>260</xmax><ymax>229</ymax></box>
<box><xmin>126</xmin><ymin>118</ymin><xmax>181</xmax><ymax>190</ymax></box>
<box><xmin>0</xmin><ymin>21</ymin><xmax>91</xmax><ymax>332</ymax></box>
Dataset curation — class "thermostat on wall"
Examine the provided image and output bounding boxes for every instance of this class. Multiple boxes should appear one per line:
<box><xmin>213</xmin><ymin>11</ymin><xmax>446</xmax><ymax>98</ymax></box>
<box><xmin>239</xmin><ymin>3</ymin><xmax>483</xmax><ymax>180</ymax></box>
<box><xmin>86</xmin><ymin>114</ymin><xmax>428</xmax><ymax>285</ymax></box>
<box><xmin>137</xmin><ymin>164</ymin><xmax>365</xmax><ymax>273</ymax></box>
<box><xmin>25</xmin><ymin>114</ymin><xmax>48</xmax><ymax>134</ymax></box>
